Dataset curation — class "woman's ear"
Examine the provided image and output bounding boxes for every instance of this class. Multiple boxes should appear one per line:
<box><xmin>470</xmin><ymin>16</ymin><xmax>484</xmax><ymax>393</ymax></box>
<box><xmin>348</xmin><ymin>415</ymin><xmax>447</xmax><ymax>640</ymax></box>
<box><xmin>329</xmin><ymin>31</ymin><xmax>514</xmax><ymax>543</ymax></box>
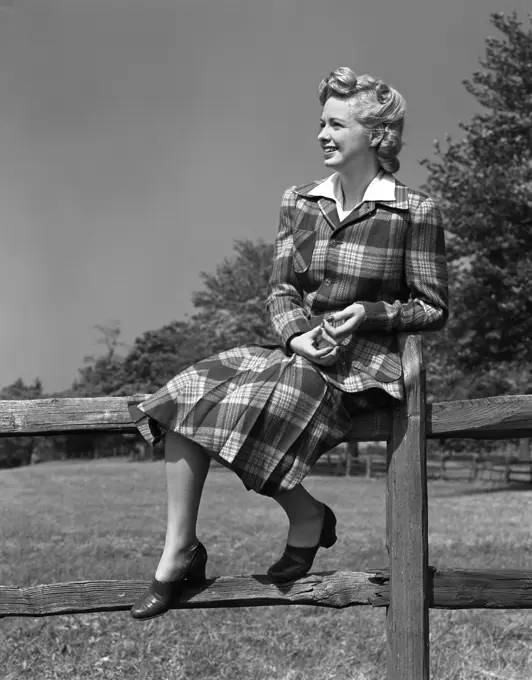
<box><xmin>369</xmin><ymin>127</ymin><xmax>385</xmax><ymax>148</ymax></box>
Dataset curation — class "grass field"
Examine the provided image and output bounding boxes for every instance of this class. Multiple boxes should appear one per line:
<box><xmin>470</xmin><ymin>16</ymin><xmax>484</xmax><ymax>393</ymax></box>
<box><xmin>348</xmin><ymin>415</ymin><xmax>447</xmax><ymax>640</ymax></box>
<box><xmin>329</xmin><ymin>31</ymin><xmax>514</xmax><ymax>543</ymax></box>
<box><xmin>1</xmin><ymin>459</ymin><xmax>532</xmax><ymax>680</ymax></box>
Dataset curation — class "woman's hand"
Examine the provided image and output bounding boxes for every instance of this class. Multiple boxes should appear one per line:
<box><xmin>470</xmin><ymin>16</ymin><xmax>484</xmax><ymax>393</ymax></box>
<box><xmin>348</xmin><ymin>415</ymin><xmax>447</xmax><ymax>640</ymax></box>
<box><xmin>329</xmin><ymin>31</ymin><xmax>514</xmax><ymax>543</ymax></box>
<box><xmin>289</xmin><ymin>327</ymin><xmax>341</xmax><ymax>366</ymax></box>
<box><xmin>319</xmin><ymin>303</ymin><xmax>366</xmax><ymax>347</ymax></box>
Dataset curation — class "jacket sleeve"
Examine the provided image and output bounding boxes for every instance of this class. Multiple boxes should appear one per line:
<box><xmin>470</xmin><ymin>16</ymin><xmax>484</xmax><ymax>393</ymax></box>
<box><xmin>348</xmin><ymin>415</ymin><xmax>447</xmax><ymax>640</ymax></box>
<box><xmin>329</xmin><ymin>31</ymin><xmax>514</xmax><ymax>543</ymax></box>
<box><xmin>358</xmin><ymin>196</ymin><xmax>449</xmax><ymax>333</ymax></box>
<box><xmin>266</xmin><ymin>187</ymin><xmax>312</xmax><ymax>350</ymax></box>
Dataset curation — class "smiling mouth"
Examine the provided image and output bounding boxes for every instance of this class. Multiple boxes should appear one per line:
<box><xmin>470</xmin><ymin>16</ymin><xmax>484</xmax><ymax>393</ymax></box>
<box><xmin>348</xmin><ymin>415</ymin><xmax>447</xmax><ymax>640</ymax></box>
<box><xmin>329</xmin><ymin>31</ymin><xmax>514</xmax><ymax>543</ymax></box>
<box><xmin>323</xmin><ymin>147</ymin><xmax>337</xmax><ymax>154</ymax></box>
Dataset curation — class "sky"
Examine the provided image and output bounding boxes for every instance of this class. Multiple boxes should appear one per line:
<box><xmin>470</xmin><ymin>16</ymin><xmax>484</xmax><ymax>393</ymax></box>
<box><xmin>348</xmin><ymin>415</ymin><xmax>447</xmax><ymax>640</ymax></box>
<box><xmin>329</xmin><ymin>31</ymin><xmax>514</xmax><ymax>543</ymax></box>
<box><xmin>0</xmin><ymin>0</ymin><xmax>529</xmax><ymax>394</ymax></box>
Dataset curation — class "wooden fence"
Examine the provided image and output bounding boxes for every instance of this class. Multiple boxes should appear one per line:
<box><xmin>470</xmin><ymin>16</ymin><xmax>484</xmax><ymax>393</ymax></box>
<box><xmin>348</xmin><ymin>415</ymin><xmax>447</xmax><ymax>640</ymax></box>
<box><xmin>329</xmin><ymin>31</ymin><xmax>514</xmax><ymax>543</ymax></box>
<box><xmin>319</xmin><ymin>448</ymin><xmax>532</xmax><ymax>482</ymax></box>
<box><xmin>1</xmin><ymin>333</ymin><xmax>532</xmax><ymax>679</ymax></box>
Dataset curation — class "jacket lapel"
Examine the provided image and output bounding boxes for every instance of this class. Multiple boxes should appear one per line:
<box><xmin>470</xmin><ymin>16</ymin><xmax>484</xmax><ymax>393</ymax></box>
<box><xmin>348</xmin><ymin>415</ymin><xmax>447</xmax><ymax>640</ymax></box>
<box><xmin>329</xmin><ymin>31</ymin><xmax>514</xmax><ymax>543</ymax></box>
<box><xmin>318</xmin><ymin>198</ymin><xmax>339</xmax><ymax>230</ymax></box>
<box><xmin>293</xmin><ymin>181</ymin><xmax>340</xmax><ymax>231</ymax></box>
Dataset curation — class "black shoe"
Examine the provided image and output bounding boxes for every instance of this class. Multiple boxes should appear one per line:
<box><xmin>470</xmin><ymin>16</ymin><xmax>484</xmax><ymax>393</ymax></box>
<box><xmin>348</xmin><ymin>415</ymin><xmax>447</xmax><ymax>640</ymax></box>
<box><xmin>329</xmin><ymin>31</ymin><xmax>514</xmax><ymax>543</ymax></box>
<box><xmin>131</xmin><ymin>541</ymin><xmax>207</xmax><ymax>620</ymax></box>
<box><xmin>267</xmin><ymin>505</ymin><xmax>337</xmax><ymax>584</ymax></box>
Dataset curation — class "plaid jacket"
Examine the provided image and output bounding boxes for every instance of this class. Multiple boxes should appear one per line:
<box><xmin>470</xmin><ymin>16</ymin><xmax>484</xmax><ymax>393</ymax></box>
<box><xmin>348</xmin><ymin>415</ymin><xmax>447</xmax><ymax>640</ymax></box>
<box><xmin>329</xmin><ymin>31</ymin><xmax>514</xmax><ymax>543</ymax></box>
<box><xmin>265</xmin><ymin>175</ymin><xmax>449</xmax><ymax>394</ymax></box>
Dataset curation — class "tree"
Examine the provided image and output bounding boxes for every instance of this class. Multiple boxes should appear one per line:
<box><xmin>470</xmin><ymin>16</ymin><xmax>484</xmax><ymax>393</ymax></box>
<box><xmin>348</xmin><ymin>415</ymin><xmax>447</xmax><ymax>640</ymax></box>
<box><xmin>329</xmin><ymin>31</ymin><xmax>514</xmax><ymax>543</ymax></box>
<box><xmin>91</xmin><ymin>320</ymin><xmax>126</xmax><ymax>362</ymax></box>
<box><xmin>117</xmin><ymin>239</ymin><xmax>277</xmax><ymax>396</ymax></box>
<box><xmin>0</xmin><ymin>377</ymin><xmax>43</xmax><ymax>401</ymax></box>
<box><xmin>421</xmin><ymin>12</ymin><xmax>532</xmax><ymax>399</ymax></box>
<box><xmin>191</xmin><ymin>239</ymin><xmax>277</xmax><ymax>347</ymax></box>
<box><xmin>69</xmin><ymin>320</ymin><xmax>126</xmax><ymax>398</ymax></box>
<box><xmin>0</xmin><ymin>378</ymin><xmax>44</xmax><ymax>467</ymax></box>
<box><xmin>116</xmin><ymin>319</ymin><xmax>213</xmax><ymax>395</ymax></box>
<box><xmin>61</xmin><ymin>321</ymin><xmax>128</xmax><ymax>460</ymax></box>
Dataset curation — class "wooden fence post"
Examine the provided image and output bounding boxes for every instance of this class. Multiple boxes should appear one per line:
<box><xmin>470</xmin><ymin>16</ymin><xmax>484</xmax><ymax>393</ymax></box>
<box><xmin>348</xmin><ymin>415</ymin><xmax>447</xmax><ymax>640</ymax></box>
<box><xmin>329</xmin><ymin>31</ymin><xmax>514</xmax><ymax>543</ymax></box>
<box><xmin>345</xmin><ymin>440</ymin><xmax>357</xmax><ymax>477</ymax></box>
<box><xmin>386</xmin><ymin>334</ymin><xmax>429</xmax><ymax>679</ymax></box>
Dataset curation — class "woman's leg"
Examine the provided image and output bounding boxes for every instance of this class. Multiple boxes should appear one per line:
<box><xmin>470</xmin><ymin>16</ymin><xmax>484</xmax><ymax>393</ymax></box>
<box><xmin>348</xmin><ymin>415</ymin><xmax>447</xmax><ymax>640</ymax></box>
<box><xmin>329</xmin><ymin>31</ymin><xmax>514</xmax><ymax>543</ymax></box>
<box><xmin>273</xmin><ymin>483</ymin><xmax>325</xmax><ymax>547</ymax></box>
<box><xmin>155</xmin><ymin>431</ymin><xmax>211</xmax><ymax>581</ymax></box>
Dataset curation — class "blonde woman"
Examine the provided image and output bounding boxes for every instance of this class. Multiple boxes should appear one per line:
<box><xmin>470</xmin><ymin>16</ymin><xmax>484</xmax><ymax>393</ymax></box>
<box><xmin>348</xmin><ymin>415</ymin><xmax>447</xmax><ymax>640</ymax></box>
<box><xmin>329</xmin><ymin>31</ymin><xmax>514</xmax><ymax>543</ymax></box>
<box><xmin>129</xmin><ymin>67</ymin><xmax>449</xmax><ymax>620</ymax></box>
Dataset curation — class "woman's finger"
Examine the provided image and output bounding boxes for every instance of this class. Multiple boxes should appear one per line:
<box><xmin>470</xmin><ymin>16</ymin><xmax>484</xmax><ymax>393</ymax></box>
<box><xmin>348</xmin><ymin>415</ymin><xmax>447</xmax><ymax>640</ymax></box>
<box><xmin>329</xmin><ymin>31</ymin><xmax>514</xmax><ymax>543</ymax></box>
<box><xmin>321</xmin><ymin>343</ymin><xmax>339</xmax><ymax>356</ymax></box>
<box><xmin>316</xmin><ymin>355</ymin><xmax>338</xmax><ymax>366</ymax></box>
<box><xmin>313</xmin><ymin>346</ymin><xmax>340</xmax><ymax>364</ymax></box>
<box><xmin>318</xmin><ymin>327</ymin><xmax>339</xmax><ymax>348</ymax></box>
<box><xmin>322</xmin><ymin>319</ymin><xmax>352</xmax><ymax>342</ymax></box>
<box><xmin>310</xmin><ymin>324</ymin><xmax>325</xmax><ymax>349</ymax></box>
<box><xmin>312</xmin><ymin>344</ymin><xmax>336</xmax><ymax>357</ymax></box>
<box><xmin>310</xmin><ymin>323</ymin><xmax>337</xmax><ymax>350</ymax></box>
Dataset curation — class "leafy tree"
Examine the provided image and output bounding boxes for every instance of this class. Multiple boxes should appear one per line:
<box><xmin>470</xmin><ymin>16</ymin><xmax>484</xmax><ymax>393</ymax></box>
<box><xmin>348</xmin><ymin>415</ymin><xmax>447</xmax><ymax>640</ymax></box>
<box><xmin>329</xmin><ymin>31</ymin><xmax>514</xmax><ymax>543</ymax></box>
<box><xmin>68</xmin><ymin>320</ymin><xmax>126</xmax><ymax>398</ymax></box>
<box><xmin>116</xmin><ymin>319</ymin><xmax>212</xmax><ymax>395</ymax></box>
<box><xmin>117</xmin><ymin>239</ymin><xmax>276</xmax><ymax>395</ymax></box>
<box><xmin>0</xmin><ymin>378</ymin><xmax>44</xmax><ymax>467</ymax></box>
<box><xmin>58</xmin><ymin>321</ymin><xmax>127</xmax><ymax>459</ymax></box>
<box><xmin>421</xmin><ymin>12</ymin><xmax>532</xmax><ymax>400</ymax></box>
<box><xmin>90</xmin><ymin>320</ymin><xmax>126</xmax><ymax>362</ymax></box>
<box><xmin>191</xmin><ymin>239</ymin><xmax>276</xmax><ymax>347</ymax></box>
<box><xmin>0</xmin><ymin>377</ymin><xmax>43</xmax><ymax>401</ymax></box>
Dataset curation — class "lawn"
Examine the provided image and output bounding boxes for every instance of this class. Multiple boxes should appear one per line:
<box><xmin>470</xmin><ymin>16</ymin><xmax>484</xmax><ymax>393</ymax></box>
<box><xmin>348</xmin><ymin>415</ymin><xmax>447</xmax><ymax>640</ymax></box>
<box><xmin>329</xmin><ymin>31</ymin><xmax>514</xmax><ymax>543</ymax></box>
<box><xmin>1</xmin><ymin>459</ymin><xmax>532</xmax><ymax>680</ymax></box>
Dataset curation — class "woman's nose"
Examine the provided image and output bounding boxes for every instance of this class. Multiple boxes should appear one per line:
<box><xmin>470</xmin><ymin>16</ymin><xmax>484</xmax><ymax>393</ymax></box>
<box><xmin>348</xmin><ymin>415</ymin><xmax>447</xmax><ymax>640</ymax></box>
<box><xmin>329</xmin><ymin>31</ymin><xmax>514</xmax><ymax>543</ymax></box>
<box><xmin>318</xmin><ymin>128</ymin><xmax>329</xmax><ymax>141</ymax></box>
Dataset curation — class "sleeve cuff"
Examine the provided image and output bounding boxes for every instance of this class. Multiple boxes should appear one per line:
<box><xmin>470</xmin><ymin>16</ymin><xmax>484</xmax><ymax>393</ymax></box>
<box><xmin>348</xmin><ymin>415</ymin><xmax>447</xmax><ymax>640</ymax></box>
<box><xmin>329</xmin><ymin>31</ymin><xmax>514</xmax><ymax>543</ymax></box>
<box><xmin>359</xmin><ymin>301</ymin><xmax>389</xmax><ymax>331</ymax></box>
<box><xmin>285</xmin><ymin>332</ymin><xmax>303</xmax><ymax>353</ymax></box>
<box><xmin>280</xmin><ymin>317</ymin><xmax>312</xmax><ymax>352</ymax></box>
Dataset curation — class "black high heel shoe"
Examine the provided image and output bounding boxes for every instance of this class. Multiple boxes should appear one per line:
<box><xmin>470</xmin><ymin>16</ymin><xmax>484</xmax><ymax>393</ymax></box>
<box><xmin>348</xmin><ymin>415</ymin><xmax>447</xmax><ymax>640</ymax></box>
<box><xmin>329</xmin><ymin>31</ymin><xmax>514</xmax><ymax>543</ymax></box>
<box><xmin>267</xmin><ymin>505</ymin><xmax>337</xmax><ymax>584</ymax></box>
<box><xmin>131</xmin><ymin>541</ymin><xmax>207</xmax><ymax>620</ymax></box>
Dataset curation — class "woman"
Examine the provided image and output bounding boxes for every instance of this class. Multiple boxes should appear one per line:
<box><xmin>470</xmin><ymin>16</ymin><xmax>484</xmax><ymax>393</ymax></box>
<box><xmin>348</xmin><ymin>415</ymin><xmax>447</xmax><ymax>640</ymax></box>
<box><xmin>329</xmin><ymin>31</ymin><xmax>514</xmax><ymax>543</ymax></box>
<box><xmin>128</xmin><ymin>67</ymin><xmax>449</xmax><ymax>620</ymax></box>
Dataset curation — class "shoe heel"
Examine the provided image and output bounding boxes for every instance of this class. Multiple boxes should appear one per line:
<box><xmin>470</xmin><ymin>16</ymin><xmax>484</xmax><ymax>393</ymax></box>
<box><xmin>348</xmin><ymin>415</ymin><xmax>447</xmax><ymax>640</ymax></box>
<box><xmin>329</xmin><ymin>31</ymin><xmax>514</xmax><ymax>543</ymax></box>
<box><xmin>320</xmin><ymin>533</ymin><xmax>337</xmax><ymax>549</ymax></box>
<box><xmin>186</xmin><ymin>560</ymin><xmax>207</xmax><ymax>586</ymax></box>
<box><xmin>319</xmin><ymin>505</ymin><xmax>337</xmax><ymax>549</ymax></box>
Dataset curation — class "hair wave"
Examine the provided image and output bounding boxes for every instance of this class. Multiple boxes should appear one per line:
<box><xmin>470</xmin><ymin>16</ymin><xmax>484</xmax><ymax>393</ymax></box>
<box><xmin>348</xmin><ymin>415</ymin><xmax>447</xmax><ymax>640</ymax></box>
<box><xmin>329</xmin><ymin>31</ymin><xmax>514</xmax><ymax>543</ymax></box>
<box><xmin>318</xmin><ymin>67</ymin><xmax>406</xmax><ymax>173</ymax></box>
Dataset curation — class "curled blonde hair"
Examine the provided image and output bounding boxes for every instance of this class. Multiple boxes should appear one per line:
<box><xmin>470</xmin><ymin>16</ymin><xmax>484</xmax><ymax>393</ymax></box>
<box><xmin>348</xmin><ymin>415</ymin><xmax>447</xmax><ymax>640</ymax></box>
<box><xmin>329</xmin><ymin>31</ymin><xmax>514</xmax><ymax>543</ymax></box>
<box><xmin>318</xmin><ymin>67</ymin><xmax>406</xmax><ymax>173</ymax></box>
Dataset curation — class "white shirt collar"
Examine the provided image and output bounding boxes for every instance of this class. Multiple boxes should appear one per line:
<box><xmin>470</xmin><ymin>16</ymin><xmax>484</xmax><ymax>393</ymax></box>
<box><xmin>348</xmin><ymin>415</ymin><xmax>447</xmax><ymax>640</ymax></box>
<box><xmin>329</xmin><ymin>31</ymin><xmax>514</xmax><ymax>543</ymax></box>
<box><xmin>308</xmin><ymin>171</ymin><xmax>397</xmax><ymax>220</ymax></box>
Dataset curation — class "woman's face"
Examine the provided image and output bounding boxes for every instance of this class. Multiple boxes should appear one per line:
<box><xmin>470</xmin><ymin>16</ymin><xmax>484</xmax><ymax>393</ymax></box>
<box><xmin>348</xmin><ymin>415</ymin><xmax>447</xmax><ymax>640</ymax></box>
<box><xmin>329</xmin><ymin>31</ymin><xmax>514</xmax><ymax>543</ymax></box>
<box><xmin>318</xmin><ymin>97</ymin><xmax>375</xmax><ymax>172</ymax></box>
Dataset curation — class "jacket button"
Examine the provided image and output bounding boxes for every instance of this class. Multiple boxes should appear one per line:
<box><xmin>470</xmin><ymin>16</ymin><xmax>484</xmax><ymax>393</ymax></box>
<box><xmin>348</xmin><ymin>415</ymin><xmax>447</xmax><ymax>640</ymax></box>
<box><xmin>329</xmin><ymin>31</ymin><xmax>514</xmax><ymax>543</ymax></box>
<box><xmin>330</xmin><ymin>240</ymin><xmax>339</xmax><ymax>248</ymax></box>
<box><xmin>324</xmin><ymin>278</ymin><xmax>333</xmax><ymax>286</ymax></box>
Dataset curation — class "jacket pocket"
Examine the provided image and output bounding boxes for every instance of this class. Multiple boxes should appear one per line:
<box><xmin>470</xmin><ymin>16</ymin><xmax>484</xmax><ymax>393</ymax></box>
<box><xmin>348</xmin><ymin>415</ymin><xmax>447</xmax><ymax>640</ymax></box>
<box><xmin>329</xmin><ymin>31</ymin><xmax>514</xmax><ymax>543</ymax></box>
<box><xmin>343</xmin><ymin>334</ymin><xmax>403</xmax><ymax>383</ymax></box>
<box><xmin>292</xmin><ymin>229</ymin><xmax>316</xmax><ymax>274</ymax></box>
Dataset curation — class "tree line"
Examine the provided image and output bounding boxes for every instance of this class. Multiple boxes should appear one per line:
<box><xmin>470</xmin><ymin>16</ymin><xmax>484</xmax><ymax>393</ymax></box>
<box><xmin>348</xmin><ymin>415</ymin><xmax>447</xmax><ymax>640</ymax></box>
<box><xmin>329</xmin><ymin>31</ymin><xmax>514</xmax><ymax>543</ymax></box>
<box><xmin>1</xmin><ymin>12</ymin><xmax>530</xmax><ymax>467</ymax></box>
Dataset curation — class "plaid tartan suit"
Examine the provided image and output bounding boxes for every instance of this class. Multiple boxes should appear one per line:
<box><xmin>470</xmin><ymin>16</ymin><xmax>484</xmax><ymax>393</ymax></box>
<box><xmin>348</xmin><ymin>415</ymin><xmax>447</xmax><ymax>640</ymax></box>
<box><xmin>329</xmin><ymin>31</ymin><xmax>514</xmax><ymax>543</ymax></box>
<box><xmin>266</xmin><ymin>175</ymin><xmax>449</xmax><ymax>397</ymax></box>
<box><xmin>128</xmin><ymin>174</ymin><xmax>449</xmax><ymax>495</ymax></box>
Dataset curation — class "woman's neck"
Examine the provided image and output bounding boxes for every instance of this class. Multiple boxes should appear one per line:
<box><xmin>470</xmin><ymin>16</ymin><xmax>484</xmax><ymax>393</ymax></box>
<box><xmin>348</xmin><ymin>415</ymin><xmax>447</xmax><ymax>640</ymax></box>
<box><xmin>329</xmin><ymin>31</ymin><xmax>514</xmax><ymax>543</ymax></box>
<box><xmin>337</xmin><ymin>158</ymin><xmax>381</xmax><ymax>210</ymax></box>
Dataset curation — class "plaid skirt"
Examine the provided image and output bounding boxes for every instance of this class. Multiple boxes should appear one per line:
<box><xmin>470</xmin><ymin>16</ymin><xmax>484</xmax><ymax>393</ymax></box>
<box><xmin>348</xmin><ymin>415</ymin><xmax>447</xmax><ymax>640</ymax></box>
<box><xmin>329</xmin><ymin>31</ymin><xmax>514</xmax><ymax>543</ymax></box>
<box><xmin>127</xmin><ymin>344</ymin><xmax>394</xmax><ymax>497</ymax></box>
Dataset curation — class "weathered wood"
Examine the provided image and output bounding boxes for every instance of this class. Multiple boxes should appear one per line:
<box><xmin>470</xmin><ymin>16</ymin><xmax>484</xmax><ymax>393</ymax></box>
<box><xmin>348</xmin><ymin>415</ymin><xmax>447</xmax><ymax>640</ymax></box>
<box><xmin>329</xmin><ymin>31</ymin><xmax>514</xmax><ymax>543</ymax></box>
<box><xmin>386</xmin><ymin>334</ymin><xmax>429</xmax><ymax>680</ymax></box>
<box><xmin>0</xmin><ymin>571</ymin><xmax>382</xmax><ymax>617</ymax></box>
<box><xmin>429</xmin><ymin>396</ymin><xmax>532</xmax><ymax>439</ymax></box>
<box><xmin>0</xmin><ymin>396</ymin><xmax>150</xmax><ymax>438</ymax></box>
<box><xmin>371</xmin><ymin>566</ymin><xmax>532</xmax><ymax>609</ymax></box>
<box><xmin>345</xmin><ymin>441</ymin><xmax>357</xmax><ymax>477</ymax></box>
<box><xmin>3</xmin><ymin>568</ymin><xmax>532</xmax><ymax>618</ymax></box>
<box><xmin>2</xmin><ymin>394</ymin><xmax>532</xmax><ymax>440</ymax></box>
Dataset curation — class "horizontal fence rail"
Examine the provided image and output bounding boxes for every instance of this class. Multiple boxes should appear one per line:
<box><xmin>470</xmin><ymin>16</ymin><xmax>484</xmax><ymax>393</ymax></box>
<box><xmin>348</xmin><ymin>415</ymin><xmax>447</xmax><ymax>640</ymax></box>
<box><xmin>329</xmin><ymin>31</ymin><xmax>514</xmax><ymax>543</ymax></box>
<box><xmin>1</xmin><ymin>394</ymin><xmax>532</xmax><ymax>440</ymax></box>
<box><xmin>3</xmin><ymin>567</ymin><xmax>532</xmax><ymax>618</ymax></box>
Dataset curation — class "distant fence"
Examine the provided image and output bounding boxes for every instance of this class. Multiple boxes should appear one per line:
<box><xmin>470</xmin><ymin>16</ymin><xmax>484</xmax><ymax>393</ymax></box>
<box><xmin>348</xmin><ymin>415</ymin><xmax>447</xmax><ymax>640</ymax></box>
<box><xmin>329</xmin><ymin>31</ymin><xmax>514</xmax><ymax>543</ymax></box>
<box><xmin>316</xmin><ymin>446</ymin><xmax>532</xmax><ymax>483</ymax></box>
<box><xmin>1</xmin><ymin>334</ymin><xmax>532</xmax><ymax>680</ymax></box>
